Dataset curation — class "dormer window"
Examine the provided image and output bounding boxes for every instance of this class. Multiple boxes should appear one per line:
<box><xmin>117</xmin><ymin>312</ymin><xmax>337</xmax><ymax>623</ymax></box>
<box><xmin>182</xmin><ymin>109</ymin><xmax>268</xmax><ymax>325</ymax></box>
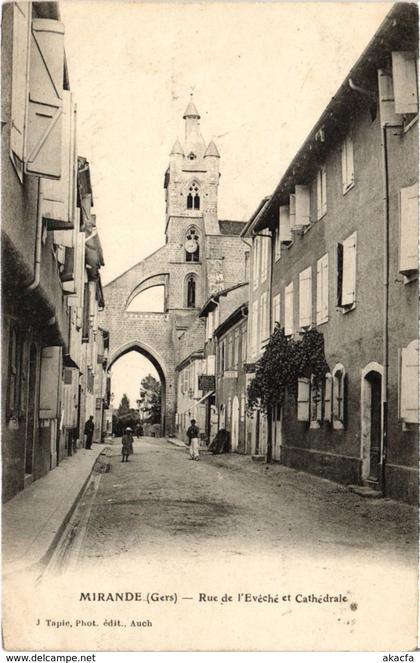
<box><xmin>187</xmin><ymin>152</ymin><xmax>197</xmax><ymax>161</ymax></box>
<box><xmin>187</xmin><ymin>182</ymin><xmax>200</xmax><ymax>210</ymax></box>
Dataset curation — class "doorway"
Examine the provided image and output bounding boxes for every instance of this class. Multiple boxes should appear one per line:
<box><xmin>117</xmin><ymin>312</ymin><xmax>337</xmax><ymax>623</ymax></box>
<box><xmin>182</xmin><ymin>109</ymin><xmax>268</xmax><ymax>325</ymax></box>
<box><xmin>25</xmin><ymin>344</ymin><xmax>38</xmax><ymax>477</ymax></box>
<box><xmin>272</xmin><ymin>403</ymin><xmax>282</xmax><ymax>461</ymax></box>
<box><xmin>361</xmin><ymin>366</ymin><xmax>383</xmax><ymax>482</ymax></box>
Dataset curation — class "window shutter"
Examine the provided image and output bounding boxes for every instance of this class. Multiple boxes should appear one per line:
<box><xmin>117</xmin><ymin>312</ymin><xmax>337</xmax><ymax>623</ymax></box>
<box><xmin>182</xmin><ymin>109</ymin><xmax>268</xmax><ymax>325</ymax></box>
<box><xmin>341</xmin><ymin>140</ymin><xmax>347</xmax><ymax>192</ymax></box>
<box><xmin>62</xmin><ymin>247</ymin><xmax>76</xmax><ymax>294</ymax></box>
<box><xmin>336</xmin><ymin>243</ymin><xmax>343</xmax><ymax>307</ymax></box>
<box><xmin>341</xmin><ymin>233</ymin><xmax>357</xmax><ymax>306</ymax></box>
<box><xmin>207</xmin><ymin>354</ymin><xmax>215</xmax><ymax>376</ymax></box>
<box><xmin>316</xmin><ymin>259</ymin><xmax>322</xmax><ymax>321</ymax></box>
<box><xmin>321</xmin><ymin>166</ymin><xmax>327</xmax><ymax>215</ymax></box>
<box><xmin>10</xmin><ymin>2</ymin><xmax>31</xmax><ymax>181</ymax></box>
<box><xmin>39</xmin><ymin>346</ymin><xmax>61</xmax><ymax>418</ymax></box>
<box><xmin>64</xmin><ymin>368</ymin><xmax>73</xmax><ymax>385</ymax></box>
<box><xmin>377</xmin><ymin>68</ymin><xmax>403</xmax><ymax>128</ymax></box>
<box><xmin>297</xmin><ymin>378</ymin><xmax>310</xmax><ymax>421</ymax></box>
<box><xmin>322</xmin><ymin>254</ymin><xmax>329</xmax><ymax>321</ymax></box>
<box><xmin>400</xmin><ymin>341</ymin><xmax>419</xmax><ymax>424</ymax></box>
<box><xmin>25</xmin><ymin>19</ymin><xmax>65</xmax><ymax>179</ymax></box>
<box><xmin>345</xmin><ymin>136</ymin><xmax>354</xmax><ymax>188</ymax></box>
<box><xmin>285</xmin><ymin>282</ymin><xmax>294</xmax><ymax>336</ymax></box>
<box><xmin>272</xmin><ymin>294</ymin><xmax>281</xmax><ymax>329</ymax></box>
<box><xmin>324</xmin><ymin>374</ymin><xmax>332</xmax><ymax>422</ymax></box>
<box><xmin>44</xmin><ymin>91</ymin><xmax>75</xmax><ymax>234</ymax></box>
<box><xmin>289</xmin><ymin>194</ymin><xmax>296</xmax><ymax>230</ymax></box>
<box><xmin>295</xmin><ymin>185</ymin><xmax>310</xmax><ymax>226</ymax></box>
<box><xmin>317</xmin><ymin>170</ymin><xmax>322</xmax><ymax>219</ymax></box>
<box><xmin>299</xmin><ymin>267</ymin><xmax>312</xmax><ymax>328</ymax></box>
<box><xmin>392</xmin><ymin>52</ymin><xmax>419</xmax><ymax>115</ymax></box>
<box><xmin>279</xmin><ymin>205</ymin><xmax>292</xmax><ymax>242</ymax></box>
<box><xmin>399</xmin><ymin>183</ymin><xmax>418</xmax><ymax>274</ymax></box>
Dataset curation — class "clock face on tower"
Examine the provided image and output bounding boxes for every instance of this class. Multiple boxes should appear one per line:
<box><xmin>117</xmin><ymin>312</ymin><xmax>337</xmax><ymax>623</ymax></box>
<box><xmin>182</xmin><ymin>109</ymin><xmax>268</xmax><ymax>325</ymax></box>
<box><xmin>185</xmin><ymin>239</ymin><xmax>198</xmax><ymax>254</ymax></box>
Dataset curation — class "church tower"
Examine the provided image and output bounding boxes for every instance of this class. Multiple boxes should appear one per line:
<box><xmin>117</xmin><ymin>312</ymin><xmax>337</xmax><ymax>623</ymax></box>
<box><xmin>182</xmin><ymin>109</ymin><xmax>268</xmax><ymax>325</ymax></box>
<box><xmin>164</xmin><ymin>97</ymin><xmax>221</xmax><ymax>243</ymax></box>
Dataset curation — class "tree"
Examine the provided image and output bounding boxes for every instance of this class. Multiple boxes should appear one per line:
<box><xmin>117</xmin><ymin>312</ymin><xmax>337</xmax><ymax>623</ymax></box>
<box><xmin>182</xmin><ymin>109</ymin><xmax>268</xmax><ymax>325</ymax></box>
<box><xmin>112</xmin><ymin>393</ymin><xmax>140</xmax><ymax>436</ymax></box>
<box><xmin>139</xmin><ymin>374</ymin><xmax>161</xmax><ymax>424</ymax></box>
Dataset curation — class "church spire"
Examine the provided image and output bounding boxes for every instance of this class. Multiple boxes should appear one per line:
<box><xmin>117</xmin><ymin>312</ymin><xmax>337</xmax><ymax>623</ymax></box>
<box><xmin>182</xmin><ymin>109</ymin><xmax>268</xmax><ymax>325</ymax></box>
<box><xmin>183</xmin><ymin>94</ymin><xmax>204</xmax><ymax>146</ymax></box>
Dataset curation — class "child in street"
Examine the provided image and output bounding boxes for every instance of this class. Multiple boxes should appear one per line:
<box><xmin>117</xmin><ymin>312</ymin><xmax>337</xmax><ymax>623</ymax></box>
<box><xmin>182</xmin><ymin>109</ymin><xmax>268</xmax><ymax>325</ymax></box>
<box><xmin>121</xmin><ymin>427</ymin><xmax>134</xmax><ymax>462</ymax></box>
<box><xmin>186</xmin><ymin>418</ymin><xmax>200</xmax><ymax>460</ymax></box>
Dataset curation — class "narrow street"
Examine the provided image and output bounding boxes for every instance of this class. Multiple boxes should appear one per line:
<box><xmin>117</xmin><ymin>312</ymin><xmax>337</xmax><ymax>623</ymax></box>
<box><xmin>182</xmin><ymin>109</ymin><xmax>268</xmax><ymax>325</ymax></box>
<box><xmin>48</xmin><ymin>437</ymin><xmax>416</xmax><ymax>571</ymax></box>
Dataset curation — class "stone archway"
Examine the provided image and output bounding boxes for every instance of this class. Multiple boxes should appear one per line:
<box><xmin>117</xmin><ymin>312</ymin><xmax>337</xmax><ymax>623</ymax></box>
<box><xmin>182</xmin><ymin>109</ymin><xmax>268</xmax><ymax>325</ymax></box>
<box><xmin>108</xmin><ymin>340</ymin><xmax>170</xmax><ymax>435</ymax></box>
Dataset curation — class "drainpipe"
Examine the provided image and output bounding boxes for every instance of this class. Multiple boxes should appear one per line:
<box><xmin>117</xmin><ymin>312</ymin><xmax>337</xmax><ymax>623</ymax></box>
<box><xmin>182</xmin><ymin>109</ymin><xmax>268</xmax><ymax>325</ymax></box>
<box><xmin>380</xmin><ymin>125</ymin><xmax>390</xmax><ymax>496</ymax></box>
<box><xmin>25</xmin><ymin>179</ymin><xmax>43</xmax><ymax>292</ymax></box>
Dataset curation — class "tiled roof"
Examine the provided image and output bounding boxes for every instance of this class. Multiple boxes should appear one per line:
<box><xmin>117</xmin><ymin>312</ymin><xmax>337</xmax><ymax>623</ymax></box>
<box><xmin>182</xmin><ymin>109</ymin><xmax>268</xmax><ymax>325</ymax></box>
<box><xmin>218</xmin><ymin>220</ymin><xmax>247</xmax><ymax>235</ymax></box>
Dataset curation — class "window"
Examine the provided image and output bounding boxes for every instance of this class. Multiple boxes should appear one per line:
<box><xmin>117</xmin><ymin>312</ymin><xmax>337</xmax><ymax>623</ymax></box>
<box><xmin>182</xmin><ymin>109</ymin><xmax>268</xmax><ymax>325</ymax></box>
<box><xmin>185</xmin><ymin>227</ymin><xmax>200</xmax><ymax>262</ymax></box>
<box><xmin>219</xmin><ymin>341</ymin><xmax>225</xmax><ymax>374</ymax></box>
<box><xmin>252</xmin><ymin>237</ymin><xmax>260</xmax><ymax>290</ymax></box>
<box><xmin>251</xmin><ymin>299</ymin><xmax>259</xmax><ymax>356</ymax></box>
<box><xmin>295</xmin><ymin>185</ymin><xmax>310</xmax><ymax>228</ymax></box>
<box><xmin>207</xmin><ymin>310</ymin><xmax>214</xmax><ymax>339</ymax></box>
<box><xmin>316</xmin><ymin>165</ymin><xmax>327</xmax><ymax>220</ymax></box>
<box><xmin>299</xmin><ymin>267</ymin><xmax>312</xmax><ymax>329</ymax></box>
<box><xmin>274</xmin><ymin>224</ymin><xmax>281</xmax><ymax>262</ymax></box>
<box><xmin>227</xmin><ymin>335</ymin><xmax>233</xmax><ymax>369</ymax></box>
<box><xmin>241</xmin><ymin>325</ymin><xmax>247</xmax><ymax>362</ymax></box>
<box><xmin>399</xmin><ymin>340</ymin><xmax>419</xmax><ymax>424</ymax></box>
<box><xmin>272</xmin><ymin>293</ymin><xmax>281</xmax><ymax>331</ymax></box>
<box><xmin>332</xmin><ymin>364</ymin><xmax>346</xmax><ymax>429</ymax></box>
<box><xmin>260</xmin><ymin>237</ymin><xmax>270</xmax><ymax>284</ymax></box>
<box><xmin>336</xmin><ymin>232</ymin><xmax>357</xmax><ymax>310</ymax></box>
<box><xmin>284</xmin><ymin>282</ymin><xmax>294</xmax><ymax>336</ymax></box>
<box><xmin>324</xmin><ymin>373</ymin><xmax>333</xmax><ymax>422</ymax></box>
<box><xmin>240</xmin><ymin>393</ymin><xmax>246</xmax><ymax>420</ymax></box>
<box><xmin>186</xmin><ymin>275</ymin><xmax>197</xmax><ymax>308</ymax></box>
<box><xmin>187</xmin><ymin>182</ymin><xmax>200</xmax><ymax>210</ymax></box>
<box><xmin>289</xmin><ymin>194</ymin><xmax>296</xmax><ymax>231</ymax></box>
<box><xmin>316</xmin><ymin>254</ymin><xmax>329</xmax><ymax>325</ymax></box>
<box><xmin>260</xmin><ymin>292</ymin><xmax>269</xmax><ymax>346</ymax></box>
<box><xmin>399</xmin><ymin>183</ymin><xmax>418</xmax><ymax>275</ymax></box>
<box><xmin>310</xmin><ymin>375</ymin><xmax>323</xmax><ymax>428</ymax></box>
<box><xmin>233</xmin><ymin>330</ymin><xmax>240</xmax><ymax>368</ymax></box>
<box><xmin>341</xmin><ymin>134</ymin><xmax>354</xmax><ymax>193</ymax></box>
<box><xmin>297</xmin><ymin>377</ymin><xmax>310</xmax><ymax>421</ymax></box>
<box><xmin>187</xmin><ymin>152</ymin><xmax>197</xmax><ymax>160</ymax></box>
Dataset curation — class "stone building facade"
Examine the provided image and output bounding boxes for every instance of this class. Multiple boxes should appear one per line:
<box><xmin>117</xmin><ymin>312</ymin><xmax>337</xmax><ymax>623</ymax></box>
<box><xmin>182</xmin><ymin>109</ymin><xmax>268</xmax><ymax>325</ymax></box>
<box><xmin>102</xmin><ymin>101</ymin><xmax>247</xmax><ymax>434</ymax></box>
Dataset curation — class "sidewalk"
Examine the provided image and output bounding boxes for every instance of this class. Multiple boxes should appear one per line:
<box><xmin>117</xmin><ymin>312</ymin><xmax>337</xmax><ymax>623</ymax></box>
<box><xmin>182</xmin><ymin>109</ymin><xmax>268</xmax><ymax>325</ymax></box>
<box><xmin>2</xmin><ymin>444</ymin><xmax>107</xmax><ymax>576</ymax></box>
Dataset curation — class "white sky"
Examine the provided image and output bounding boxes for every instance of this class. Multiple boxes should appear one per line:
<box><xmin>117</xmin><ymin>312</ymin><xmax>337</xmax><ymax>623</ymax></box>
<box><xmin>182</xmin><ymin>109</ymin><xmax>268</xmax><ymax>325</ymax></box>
<box><xmin>60</xmin><ymin>0</ymin><xmax>392</xmax><ymax>404</ymax></box>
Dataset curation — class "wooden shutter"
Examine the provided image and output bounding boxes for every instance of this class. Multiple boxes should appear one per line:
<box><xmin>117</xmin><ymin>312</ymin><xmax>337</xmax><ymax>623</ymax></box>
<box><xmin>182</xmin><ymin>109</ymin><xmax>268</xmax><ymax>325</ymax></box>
<box><xmin>284</xmin><ymin>282</ymin><xmax>294</xmax><ymax>336</ymax></box>
<box><xmin>272</xmin><ymin>294</ymin><xmax>281</xmax><ymax>329</ymax></box>
<box><xmin>207</xmin><ymin>354</ymin><xmax>215</xmax><ymax>376</ymax></box>
<box><xmin>299</xmin><ymin>267</ymin><xmax>312</xmax><ymax>328</ymax></box>
<box><xmin>25</xmin><ymin>19</ymin><xmax>65</xmax><ymax>179</ymax></box>
<box><xmin>297</xmin><ymin>378</ymin><xmax>310</xmax><ymax>421</ymax></box>
<box><xmin>336</xmin><ymin>243</ymin><xmax>343</xmax><ymax>307</ymax></box>
<box><xmin>295</xmin><ymin>185</ymin><xmax>310</xmax><ymax>226</ymax></box>
<box><xmin>377</xmin><ymin>68</ymin><xmax>403</xmax><ymax>128</ymax></box>
<box><xmin>44</xmin><ymin>91</ymin><xmax>75</xmax><ymax>234</ymax></box>
<box><xmin>289</xmin><ymin>194</ymin><xmax>296</xmax><ymax>230</ymax></box>
<box><xmin>317</xmin><ymin>168</ymin><xmax>327</xmax><ymax>219</ymax></box>
<box><xmin>341</xmin><ymin>233</ymin><xmax>357</xmax><ymax>306</ymax></box>
<box><xmin>10</xmin><ymin>2</ymin><xmax>31</xmax><ymax>181</ymax></box>
<box><xmin>321</xmin><ymin>166</ymin><xmax>327</xmax><ymax>215</ymax></box>
<box><xmin>39</xmin><ymin>346</ymin><xmax>61</xmax><ymax>418</ymax></box>
<box><xmin>279</xmin><ymin>206</ymin><xmax>292</xmax><ymax>242</ymax></box>
<box><xmin>392</xmin><ymin>52</ymin><xmax>418</xmax><ymax>115</ymax></box>
<box><xmin>399</xmin><ymin>183</ymin><xmax>418</xmax><ymax>274</ymax></box>
<box><xmin>324</xmin><ymin>374</ymin><xmax>332</xmax><ymax>422</ymax></box>
<box><xmin>400</xmin><ymin>341</ymin><xmax>419</xmax><ymax>424</ymax></box>
<box><xmin>317</xmin><ymin>254</ymin><xmax>328</xmax><ymax>324</ymax></box>
<box><xmin>345</xmin><ymin>136</ymin><xmax>354</xmax><ymax>188</ymax></box>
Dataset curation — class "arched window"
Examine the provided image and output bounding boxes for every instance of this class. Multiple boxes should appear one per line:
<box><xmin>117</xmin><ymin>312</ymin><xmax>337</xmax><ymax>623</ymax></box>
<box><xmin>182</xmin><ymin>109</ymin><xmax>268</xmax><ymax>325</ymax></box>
<box><xmin>187</xmin><ymin>152</ymin><xmax>196</xmax><ymax>161</ymax></box>
<box><xmin>186</xmin><ymin>274</ymin><xmax>197</xmax><ymax>308</ymax></box>
<box><xmin>332</xmin><ymin>363</ymin><xmax>346</xmax><ymax>429</ymax></box>
<box><xmin>185</xmin><ymin>226</ymin><xmax>200</xmax><ymax>262</ymax></box>
<box><xmin>187</xmin><ymin>182</ymin><xmax>200</xmax><ymax>210</ymax></box>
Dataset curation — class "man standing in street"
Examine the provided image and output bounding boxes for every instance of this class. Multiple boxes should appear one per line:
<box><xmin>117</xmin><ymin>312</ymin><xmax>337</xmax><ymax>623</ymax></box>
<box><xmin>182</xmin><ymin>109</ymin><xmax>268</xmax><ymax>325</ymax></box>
<box><xmin>84</xmin><ymin>415</ymin><xmax>94</xmax><ymax>450</ymax></box>
<box><xmin>186</xmin><ymin>418</ymin><xmax>200</xmax><ymax>460</ymax></box>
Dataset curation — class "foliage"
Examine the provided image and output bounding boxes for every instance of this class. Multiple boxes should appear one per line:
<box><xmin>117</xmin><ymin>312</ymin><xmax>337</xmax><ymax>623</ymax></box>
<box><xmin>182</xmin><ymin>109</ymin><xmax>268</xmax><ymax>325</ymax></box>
<box><xmin>112</xmin><ymin>393</ymin><xmax>140</xmax><ymax>436</ymax></box>
<box><xmin>139</xmin><ymin>374</ymin><xmax>162</xmax><ymax>424</ymax></box>
<box><xmin>247</xmin><ymin>326</ymin><xmax>329</xmax><ymax>415</ymax></box>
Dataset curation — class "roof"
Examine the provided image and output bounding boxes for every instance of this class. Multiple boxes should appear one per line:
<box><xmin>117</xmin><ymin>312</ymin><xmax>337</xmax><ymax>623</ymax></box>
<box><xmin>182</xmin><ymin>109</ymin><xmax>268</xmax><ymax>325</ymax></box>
<box><xmin>204</xmin><ymin>140</ymin><xmax>220</xmax><ymax>158</ymax></box>
<box><xmin>199</xmin><ymin>281</ymin><xmax>249</xmax><ymax>318</ymax></box>
<box><xmin>218</xmin><ymin>220</ymin><xmax>247</xmax><ymax>235</ymax></box>
<box><xmin>240</xmin><ymin>196</ymin><xmax>271</xmax><ymax>238</ymax></box>
<box><xmin>183</xmin><ymin>100</ymin><xmax>200</xmax><ymax>119</ymax></box>
<box><xmin>214</xmin><ymin>302</ymin><xmax>248</xmax><ymax>339</ymax></box>
<box><xmin>176</xmin><ymin>349</ymin><xmax>204</xmax><ymax>372</ymax></box>
<box><xmin>170</xmin><ymin>138</ymin><xmax>184</xmax><ymax>156</ymax></box>
<box><xmin>253</xmin><ymin>2</ymin><xmax>418</xmax><ymax>232</ymax></box>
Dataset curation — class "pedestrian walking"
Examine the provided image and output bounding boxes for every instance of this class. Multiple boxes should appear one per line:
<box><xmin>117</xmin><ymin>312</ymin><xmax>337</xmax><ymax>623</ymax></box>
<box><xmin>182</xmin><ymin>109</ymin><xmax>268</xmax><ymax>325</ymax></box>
<box><xmin>84</xmin><ymin>415</ymin><xmax>94</xmax><ymax>449</ymax></box>
<box><xmin>186</xmin><ymin>418</ymin><xmax>200</xmax><ymax>460</ymax></box>
<box><xmin>121</xmin><ymin>427</ymin><xmax>134</xmax><ymax>462</ymax></box>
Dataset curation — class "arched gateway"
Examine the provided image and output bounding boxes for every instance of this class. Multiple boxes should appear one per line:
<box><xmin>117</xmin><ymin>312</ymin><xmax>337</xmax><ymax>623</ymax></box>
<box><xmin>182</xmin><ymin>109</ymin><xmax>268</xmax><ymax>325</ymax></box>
<box><xmin>100</xmin><ymin>99</ymin><xmax>247</xmax><ymax>434</ymax></box>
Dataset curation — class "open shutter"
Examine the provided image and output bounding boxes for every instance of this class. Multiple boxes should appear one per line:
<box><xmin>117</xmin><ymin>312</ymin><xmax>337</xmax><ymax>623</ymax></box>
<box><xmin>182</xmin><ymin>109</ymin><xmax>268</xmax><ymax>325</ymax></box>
<box><xmin>289</xmin><ymin>194</ymin><xmax>296</xmax><ymax>230</ymax></box>
<box><xmin>10</xmin><ymin>2</ymin><xmax>31</xmax><ymax>181</ymax></box>
<box><xmin>321</xmin><ymin>254</ymin><xmax>329</xmax><ymax>321</ymax></box>
<box><xmin>324</xmin><ymin>374</ymin><xmax>332</xmax><ymax>422</ymax></box>
<box><xmin>295</xmin><ymin>185</ymin><xmax>310</xmax><ymax>227</ymax></box>
<box><xmin>39</xmin><ymin>346</ymin><xmax>61</xmax><ymax>418</ymax></box>
<box><xmin>341</xmin><ymin>233</ymin><xmax>357</xmax><ymax>306</ymax></box>
<box><xmin>207</xmin><ymin>354</ymin><xmax>216</xmax><ymax>376</ymax></box>
<box><xmin>297</xmin><ymin>378</ymin><xmax>310</xmax><ymax>421</ymax></box>
<box><xmin>392</xmin><ymin>52</ymin><xmax>418</xmax><ymax>115</ymax></box>
<box><xmin>336</xmin><ymin>243</ymin><xmax>343</xmax><ymax>307</ymax></box>
<box><xmin>321</xmin><ymin>166</ymin><xmax>327</xmax><ymax>215</ymax></box>
<box><xmin>400</xmin><ymin>341</ymin><xmax>419</xmax><ymax>424</ymax></box>
<box><xmin>61</xmin><ymin>247</ymin><xmax>76</xmax><ymax>294</ymax></box>
<box><xmin>284</xmin><ymin>282</ymin><xmax>294</xmax><ymax>336</ymax></box>
<box><xmin>43</xmin><ymin>91</ymin><xmax>75</xmax><ymax>233</ymax></box>
<box><xmin>299</xmin><ymin>267</ymin><xmax>312</xmax><ymax>328</ymax></box>
<box><xmin>25</xmin><ymin>19</ymin><xmax>64</xmax><ymax>179</ymax></box>
<box><xmin>377</xmin><ymin>68</ymin><xmax>403</xmax><ymax>128</ymax></box>
<box><xmin>399</xmin><ymin>183</ymin><xmax>418</xmax><ymax>274</ymax></box>
<box><xmin>345</xmin><ymin>136</ymin><xmax>354</xmax><ymax>188</ymax></box>
<box><xmin>316</xmin><ymin>259</ymin><xmax>322</xmax><ymax>323</ymax></box>
<box><xmin>279</xmin><ymin>205</ymin><xmax>292</xmax><ymax>242</ymax></box>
